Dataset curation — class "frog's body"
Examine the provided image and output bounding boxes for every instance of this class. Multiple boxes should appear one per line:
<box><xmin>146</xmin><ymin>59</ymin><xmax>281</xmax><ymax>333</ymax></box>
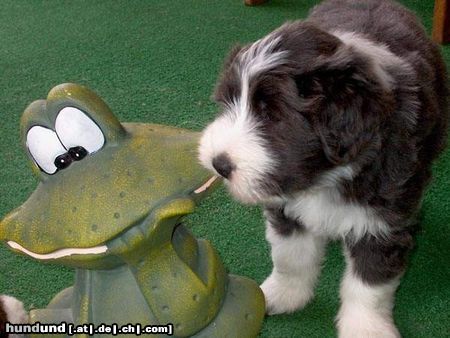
<box><xmin>32</xmin><ymin>224</ymin><xmax>262</xmax><ymax>338</ymax></box>
<box><xmin>0</xmin><ymin>84</ymin><xmax>265</xmax><ymax>337</ymax></box>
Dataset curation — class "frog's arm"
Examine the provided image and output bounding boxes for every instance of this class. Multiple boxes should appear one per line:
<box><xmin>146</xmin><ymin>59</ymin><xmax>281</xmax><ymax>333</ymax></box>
<box><xmin>127</xmin><ymin>199</ymin><xmax>227</xmax><ymax>337</ymax></box>
<box><xmin>135</xmin><ymin>238</ymin><xmax>227</xmax><ymax>337</ymax></box>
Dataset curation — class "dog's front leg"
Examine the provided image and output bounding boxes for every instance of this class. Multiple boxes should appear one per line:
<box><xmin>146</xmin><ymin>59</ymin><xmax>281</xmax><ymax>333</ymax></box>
<box><xmin>260</xmin><ymin>207</ymin><xmax>328</xmax><ymax>315</ymax></box>
<box><xmin>337</xmin><ymin>232</ymin><xmax>412</xmax><ymax>338</ymax></box>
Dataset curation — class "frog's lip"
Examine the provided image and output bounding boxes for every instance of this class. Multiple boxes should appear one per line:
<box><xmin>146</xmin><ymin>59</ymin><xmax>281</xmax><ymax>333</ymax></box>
<box><xmin>6</xmin><ymin>176</ymin><xmax>219</xmax><ymax>260</ymax></box>
<box><xmin>6</xmin><ymin>241</ymin><xmax>108</xmax><ymax>260</ymax></box>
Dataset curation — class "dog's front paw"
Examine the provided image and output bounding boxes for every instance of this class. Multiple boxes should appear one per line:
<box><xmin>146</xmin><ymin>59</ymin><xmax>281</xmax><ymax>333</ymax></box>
<box><xmin>337</xmin><ymin>306</ymin><xmax>400</xmax><ymax>338</ymax></box>
<box><xmin>260</xmin><ymin>272</ymin><xmax>314</xmax><ymax>315</ymax></box>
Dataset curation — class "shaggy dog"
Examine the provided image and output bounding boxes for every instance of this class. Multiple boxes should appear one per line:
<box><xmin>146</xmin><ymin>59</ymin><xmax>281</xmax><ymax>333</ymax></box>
<box><xmin>199</xmin><ymin>0</ymin><xmax>448</xmax><ymax>337</ymax></box>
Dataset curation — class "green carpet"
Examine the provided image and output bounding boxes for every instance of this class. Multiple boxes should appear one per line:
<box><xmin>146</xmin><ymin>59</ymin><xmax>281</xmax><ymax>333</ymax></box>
<box><xmin>0</xmin><ymin>1</ymin><xmax>448</xmax><ymax>337</ymax></box>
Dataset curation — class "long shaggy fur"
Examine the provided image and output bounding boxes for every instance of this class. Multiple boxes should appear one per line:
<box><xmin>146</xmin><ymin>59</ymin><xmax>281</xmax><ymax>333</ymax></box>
<box><xmin>199</xmin><ymin>0</ymin><xmax>448</xmax><ymax>337</ymax></box>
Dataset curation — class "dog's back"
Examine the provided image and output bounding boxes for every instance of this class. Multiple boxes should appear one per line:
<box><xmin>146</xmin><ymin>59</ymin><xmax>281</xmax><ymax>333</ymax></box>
<box><xmin>308</xmin><ymin>0</ymin><xmax>448</xmax><ymax>160</ymax></box>
<box><xmin>309</xmin><ymin>0</ymin><xmax>435</xmax><ymax>62</ymax></box>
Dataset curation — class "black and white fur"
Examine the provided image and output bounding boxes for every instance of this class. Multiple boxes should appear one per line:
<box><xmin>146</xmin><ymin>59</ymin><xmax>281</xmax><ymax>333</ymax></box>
<box><xmin>199</xmin><ymin>1</ymin><xmax>448</xmax><ymax>337</ymax></box>
<box><xmin>0</xmin><ymin>295</ymin><xmax>28</xmax><ymax>338</ymax></box>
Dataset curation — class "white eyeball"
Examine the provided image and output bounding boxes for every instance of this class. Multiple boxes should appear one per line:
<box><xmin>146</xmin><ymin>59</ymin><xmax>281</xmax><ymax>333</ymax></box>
<box><xmin>27</xmin><ymin>126</ymin><xmax>67</xmax><ymax>174</ymax></box>
<box><xmin>55</xmin><ymin>107</ymin><xmax>105</xmax><ymax>153</ymax></box>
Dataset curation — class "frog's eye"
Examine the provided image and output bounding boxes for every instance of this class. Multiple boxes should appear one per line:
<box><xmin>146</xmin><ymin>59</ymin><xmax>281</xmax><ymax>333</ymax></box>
<box><xmin>55</xmin><ymin>107</ymin><xmax>105</xmax><ymax>153</ymax></box>
<box><xmin>26</xmin><ymin>126</ymin><xmax>67</xmax><ymax>174</ymax></box>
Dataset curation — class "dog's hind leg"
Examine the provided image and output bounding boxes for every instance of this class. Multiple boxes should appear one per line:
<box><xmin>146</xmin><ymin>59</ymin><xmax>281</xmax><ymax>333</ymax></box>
<box><xmin>260</xmin><ymin>208</ymin><xmax>327</xmax><ymax>315</ymax></box>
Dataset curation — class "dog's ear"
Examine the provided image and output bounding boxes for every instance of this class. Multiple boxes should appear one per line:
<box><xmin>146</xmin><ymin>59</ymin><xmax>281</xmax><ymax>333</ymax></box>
<box><xmin>292</xmin><ymin>43</ymin><xmax>394</xmax><ymax>165</ymax></box>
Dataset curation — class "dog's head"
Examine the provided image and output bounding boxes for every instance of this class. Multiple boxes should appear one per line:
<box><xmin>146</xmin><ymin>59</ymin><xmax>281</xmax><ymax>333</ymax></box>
<box><xmin>199</xmin><ymin>21</ymin><xmax>395</xmax><ymax>204</ymax></box>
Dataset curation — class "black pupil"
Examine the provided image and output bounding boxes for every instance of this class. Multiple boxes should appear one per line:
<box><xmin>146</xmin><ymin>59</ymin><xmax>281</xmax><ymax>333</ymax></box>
<box><xmin>54</xmin><ymin>153</ymin><xmax>72</xmax><ymax>170</ymax></box>
<box><xmin>53</xmin><ymin>146</ymin><xmax>88</xmax><ymax>171</ymax></box>
<box><xmin>69</xmin><ymin>146</ymin><xmax>88</xmax><ymax>161</ymax></box>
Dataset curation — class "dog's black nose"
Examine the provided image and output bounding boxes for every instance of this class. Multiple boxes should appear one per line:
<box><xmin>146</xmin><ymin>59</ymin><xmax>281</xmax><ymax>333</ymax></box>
<box><xmin>212</xmin><ymin>153</ymin><xmax>235</xmax><ymax>179</ymax></box>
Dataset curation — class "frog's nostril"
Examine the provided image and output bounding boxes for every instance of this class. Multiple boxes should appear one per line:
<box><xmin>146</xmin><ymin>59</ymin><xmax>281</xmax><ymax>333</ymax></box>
<box><xmin>69</xmin><ymin>146</ymin><xmax>88</xmax><ymax>161</ymax></box>
<box><xmin>54</xmin><ymin>153</ymin><xmax>73</xmax><ymax>170</ymax></box>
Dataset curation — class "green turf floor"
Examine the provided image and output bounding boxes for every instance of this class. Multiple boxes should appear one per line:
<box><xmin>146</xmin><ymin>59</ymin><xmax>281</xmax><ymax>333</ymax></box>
<box><xmin>0</xmin><ymin>1</ymin><xmax>448</xmax><ymax>337</ymax></box>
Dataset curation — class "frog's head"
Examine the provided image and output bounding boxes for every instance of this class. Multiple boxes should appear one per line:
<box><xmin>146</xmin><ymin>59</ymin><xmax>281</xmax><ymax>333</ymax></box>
<box><xmin>0</xmin><ymin>83</ymin><xmax>219</xmax><ymax>269</ymax></box>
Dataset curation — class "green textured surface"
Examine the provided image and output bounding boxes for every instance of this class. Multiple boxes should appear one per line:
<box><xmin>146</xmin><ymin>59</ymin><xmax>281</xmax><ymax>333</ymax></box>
<box><xmin>2</xmin><ymin>83</ymin><xmax>265</xmax><ymax>337</ymax></box>
<box><xmin>0</xmin><ymin>1</ymin><xmax>448</xmax><ymax>337</ymax></box>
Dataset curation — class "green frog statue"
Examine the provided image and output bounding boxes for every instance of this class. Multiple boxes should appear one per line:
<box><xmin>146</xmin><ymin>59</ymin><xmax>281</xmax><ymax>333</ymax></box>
<box><xmin>0</xmin><ymin>83</ymin><xmax>265</xmax><ymax>337</ymax></box>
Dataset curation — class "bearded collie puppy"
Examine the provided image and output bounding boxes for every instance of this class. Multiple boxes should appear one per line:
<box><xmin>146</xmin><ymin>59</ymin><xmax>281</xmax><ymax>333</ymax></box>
<box><xmin>199</xmin><ymin>0</ymin><xmax>448</xmax><ymax>336</ymax></box>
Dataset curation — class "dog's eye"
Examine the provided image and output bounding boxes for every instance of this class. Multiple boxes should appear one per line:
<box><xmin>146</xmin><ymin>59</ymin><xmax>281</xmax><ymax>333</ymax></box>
<box><xmin>259</xmin><ymin>101</ymin><xmax>268</xmax><ymax>113</ymax></box>
<box><xmin>258</xmin><ymin>103</ymin><xmax>282</xmax><ymax>123</ymax></box>
<box><xmin>296</xmin><ymin>75</ymin><xmax>318</xmax><ymax>98</ymax></box>
<box><xmin>253</xmin><ymin>82</ymin><xmax>282</xmax><ymax>122</ymax></box>
<box><xmin>253</xmin><ymin>89</ymin><xmax>269</xmax><ymax>115</ymax></box>
<box><xmin>254</xmin><ymin>95</ymin><xmax>282</xmax><ymax>122</ymax></box>
<box><xmin>254</xmin><ymin>100</ymin><xmax>269</xmax><ymax>120</ymax></box>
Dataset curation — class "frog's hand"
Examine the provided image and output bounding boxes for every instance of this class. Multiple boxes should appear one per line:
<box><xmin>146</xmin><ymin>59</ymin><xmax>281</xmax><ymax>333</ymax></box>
<box><xmin>134</xmin><ymin>238</ymin><xmax>227</xmax><ymax>337</ymax></box>
<box><xmin>192</xmin><ymin>275</ymin><xmax>266</xmax><ymax>338</ymax></box>
<box><xmin>28</xmin><ymin>288</ymin><xmax>73</xmax><ymax>338</ymax></box>
<box><xmin>29</xmin><ymin>309</ymin><xmax>72</xmax><ymax>338</ymax></box>
<box><xmin>29</xmin><ymin>307</ymin><xmax>72</xmax><ymax>323</ymax></box>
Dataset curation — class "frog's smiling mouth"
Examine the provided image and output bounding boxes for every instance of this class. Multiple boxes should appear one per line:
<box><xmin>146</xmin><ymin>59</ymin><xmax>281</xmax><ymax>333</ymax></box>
<box><xmin>6</xmin><ymin>176</ymin><xmax>218</xmax><ymax>260</ymax></box>
<box><xmin>6</xmin><ymin>241</ymin><xmax>108</xmax><ymax>260</ymax></box>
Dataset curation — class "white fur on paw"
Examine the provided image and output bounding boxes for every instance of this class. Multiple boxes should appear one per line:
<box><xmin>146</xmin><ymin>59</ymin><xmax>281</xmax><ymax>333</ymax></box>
<box><xmin>0</xmin><ymin>295</ymin><xmax>28</xmax><ymax>324</ymax></box>
<box><xmin>337</xmin><ymin>306</ymin><xmax>401</xmax><ymax>338</ymax></box>
<box><xmin>260</xmin><ymin>272</ymin><xmax>314</xmax><ymax>315</ymax></box>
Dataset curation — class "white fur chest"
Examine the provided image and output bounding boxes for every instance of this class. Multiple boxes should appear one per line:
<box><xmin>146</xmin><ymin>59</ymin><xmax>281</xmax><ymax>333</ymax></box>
<box><xmin>282</xmin><ymin>187</ymin><xmax>389</xmax><ymax>240</ymax></box>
